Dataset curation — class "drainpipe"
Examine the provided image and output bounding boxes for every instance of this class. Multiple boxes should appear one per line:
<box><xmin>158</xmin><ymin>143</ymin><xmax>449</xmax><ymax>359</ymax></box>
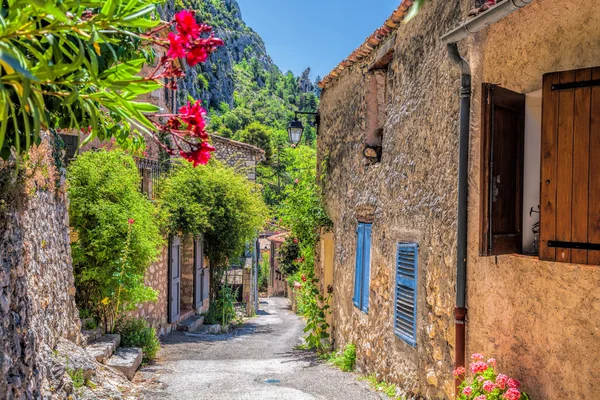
<box><xmin>447</xmin><ymin>42</ymin><xmax>470</xmax><ymax>397</ymax></box>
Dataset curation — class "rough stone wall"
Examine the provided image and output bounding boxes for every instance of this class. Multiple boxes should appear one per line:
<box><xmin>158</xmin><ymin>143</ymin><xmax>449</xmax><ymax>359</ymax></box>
<box><xmin>211</xmin><ymin>135</ymin><xmax>264</xmax><ymax>181</ymax></box>
<box><xmin>317</xmin><ymin>1</ymin><xmax>470</xmax><ymax>398</ymax></box>
<box><xmin>465</xmin><ymin>1</ymin><xmax>600</xmax><ymax>399</ymax></box>
<box><xmin>128</xmin><ymin>245</ymin><xmax>170</xmax><ymax>334</ymax></box>
<box><xmin>0</xmin><ymin>140</ymin><xmax>81</xmax><ymax>398</ymax></box>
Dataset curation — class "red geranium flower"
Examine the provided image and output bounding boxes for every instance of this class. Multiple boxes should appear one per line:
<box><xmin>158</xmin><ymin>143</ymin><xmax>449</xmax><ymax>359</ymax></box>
<box><xmin>128</xmin><ymin>218</ymin><xmax>135</xmax><ymax>225</ymax></box>
<box><xmin>175</xmin><ymin>10</ymin><xmax>200</xmax><ymax>39</ymax></box>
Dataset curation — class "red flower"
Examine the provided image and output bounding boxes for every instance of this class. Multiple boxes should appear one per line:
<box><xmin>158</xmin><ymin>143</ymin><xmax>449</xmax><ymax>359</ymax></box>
<box><xmin>293</xmin><ymin>238</ymin><xmax>298</xmax><ymax>244</ymax></box>
<box><xmin>175</xmin><ymin>10</ymin><xmax>200</xmax><ymax>39</ymax></box>
<box><xmin>179</xmin><ymin>100</ymin><xmax>207</xmax><ymax>129</ymax></box>
<box><xmin>167</xmin><ymin>32</ymin><xmax>187</xmax><ymax>59</ymax></box>
<box><xmin>128</xmin><ymin>218</ymin><xmax>135</xmax><ymax>225</ymax></box>
<box><xmin>186</xmin><ymin>44</ymin><xmax>209</xmax><ymax>66</ymax></box>
<box><xmin>507</xmin><ymin>378</ymin><xmax>521</xmax><ymax>389</ymax></box>
<box><xmin>181</xmin><ymin>141</ymin><xmax>215</xmax><ymax>167</ymax></box>
<box><xmin>452</xmin><ymin>366</ymin><xmax>466</xmax><ymax>377</ymax></box>
<box><xmin>301</xmin><ymin>274</ymin><xmax>307</xmax><ymax>282</ymax></box>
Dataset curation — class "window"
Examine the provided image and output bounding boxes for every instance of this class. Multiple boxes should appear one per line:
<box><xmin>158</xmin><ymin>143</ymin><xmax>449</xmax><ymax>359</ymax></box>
<box><xmin>394</xmin><ymin>243</ymin><xmax>418</xmax><ymax>347</ymax></box>
<box><xmin>353</xmin><ymin>222</ymin><xmax>372</xmax><ymax>313</ymax></box>
<box><xmin>480</xmin><ymin>66</ymin><xmax>600</xmax><ymax>265</ymax></box>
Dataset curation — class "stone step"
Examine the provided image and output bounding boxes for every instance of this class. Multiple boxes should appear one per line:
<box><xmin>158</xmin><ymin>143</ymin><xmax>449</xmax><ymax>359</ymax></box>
<box><xmin>105</xmin><ymin>347</ymin><xmax>142</xmax><ymax>381</ymax></box>
<box><xmin>86</xmin><ymin>334</ymin><xmax>121</xmax><ymax>363</ymax></box>
<box><xmin>81</xmin><ymin>327</ymin><xmax>104</xmax><ymax>346</ymax></box>
<box><xmin>176</xmin><ymin>315</ymin><xmax>204</xmax><ymax>332</ymax></box>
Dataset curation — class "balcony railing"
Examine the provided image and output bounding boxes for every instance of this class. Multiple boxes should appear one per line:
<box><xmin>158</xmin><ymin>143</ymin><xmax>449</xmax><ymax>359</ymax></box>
<box><xmin>134</xmin><ymin>157</ymin><xmax>171</xmax><ymax>200</ymax></box>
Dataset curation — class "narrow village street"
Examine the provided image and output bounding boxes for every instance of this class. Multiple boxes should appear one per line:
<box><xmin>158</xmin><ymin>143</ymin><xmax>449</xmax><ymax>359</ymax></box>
<box><xmin>138</xmin><ymin>297</ymin><xmax>381</xmax><ymax>400</ymax></box>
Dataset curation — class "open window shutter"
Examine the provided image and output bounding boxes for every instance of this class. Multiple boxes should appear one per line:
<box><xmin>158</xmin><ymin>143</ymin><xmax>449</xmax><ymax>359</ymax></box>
<box><xmin>540</xmin><ymin>67</ymin><xmax>600</xmax><ymax>265</ymax></box>
<box><xmin>202</xmin><ymin>267</ymin><xmax>210</xmax><ymax>301</ymax></box>
<box><xmin>193</xmin><ymin>237</ymin><xmax>204</xmax><ymax>309</ymax></box>
<box><xmin>395</xmin><ymin>243</ymin><xmax>418</xmax><ymax>347</ymax></box>
<box><xmin>480</xmin><ymin>84</ymin><xmax>525</xmax><ymax>255</ymax></box>
<box><xmin>361</xmin><ymin>224</ymin><xmax>372</xmax><ymax>313</ymax></box>
<box><xmin>168</xmin><ymin>236</ymin><xmax>181</xmax><ymax>323</ymax></box>
<box><xmin>353</xmin><ymin>224</ymin><xmax>364</xmax><ymax>308</ymax></box>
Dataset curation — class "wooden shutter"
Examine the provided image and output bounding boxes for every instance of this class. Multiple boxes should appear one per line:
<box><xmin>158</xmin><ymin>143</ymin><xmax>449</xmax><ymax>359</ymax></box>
<box><xmin>353</xmin><ymin>224</ymin><xmax>364</xmax><ymax>308</ymax></box>
<box><xmin>540</xmin><ymin>67</ymin><xmax>600</xmax><ymax>264</ymax></box>
<box><xmin>193</xmin><ymin>237</ymin><xmax>204</xmax><ymax>310</ymax></box>
<box><xmin>480</xmin><ymin>84</ymin><xmax>525</xmax><ymax>255</ymax></box>
<box><xmin>168</xmin><ymin>236</ymin><xmax>181</xmax><ymax>323</ymax></box>
<box><xmin>202</xmin><ymin>267</ymin><xmax>210</xmax><ymax>301</ymax></box>
<box><xmin>395</xmin><ymin>243</ymin><xmax>418</xmax><ymax>347</ymax></box>
<box><xmin>361</xmin><ymin>224</ymin><xmax>372</xmax><ymax>313</ymax></box>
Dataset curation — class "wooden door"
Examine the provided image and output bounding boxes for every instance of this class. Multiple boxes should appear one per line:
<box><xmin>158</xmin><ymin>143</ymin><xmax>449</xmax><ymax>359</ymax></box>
<box><xmin>169</xmin><ymin>236</ymin><xmax>181</xmax><ymax>323</ymax></box>
<box><xmin>480</xmin><ymin>84</ymin><xmax>525</xmax><ymax>255</ymax></box>
<box><xmin>540</xmin><ymin>67</ymin><xmax>600</xmax><ymax>264</ymax></box>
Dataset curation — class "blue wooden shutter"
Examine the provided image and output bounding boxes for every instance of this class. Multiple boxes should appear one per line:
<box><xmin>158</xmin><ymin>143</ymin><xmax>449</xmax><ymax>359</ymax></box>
<box><xmin>361</xmin><ymin>224</ymin><xmax>372</xmax><ymax>313</ymax></box>
<box><xmin>353</xmin><ymin>224</ymin><xmax>364</xmax><ymax>308</ymax></box>
<box><xmin>394</xmin><ymin>243</ymin><xmax>418</xmax><ymax>347</ymax></box>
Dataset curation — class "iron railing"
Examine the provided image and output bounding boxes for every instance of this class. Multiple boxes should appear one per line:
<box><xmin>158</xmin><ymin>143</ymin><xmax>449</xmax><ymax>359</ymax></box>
<box><xmin>134</xmin><ymin>157</ymin><xmax>171</xmax><ymax>200</ymax></box>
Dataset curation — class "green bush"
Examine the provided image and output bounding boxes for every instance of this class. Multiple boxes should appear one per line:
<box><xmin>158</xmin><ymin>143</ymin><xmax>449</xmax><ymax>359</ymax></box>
<box><xmin>116</xmin><ymin>318</ymin><xmax>161</xmax><ymax>363</ymax></box>
<box><xmin>68</xmin><ymin>150</ymin><xmax>163</xmax><ymax>332</ymax></box>
<box><xmin>326</xmin><ymin>343</ymin><xmax>356</xmax><ymax>372</ymax></box>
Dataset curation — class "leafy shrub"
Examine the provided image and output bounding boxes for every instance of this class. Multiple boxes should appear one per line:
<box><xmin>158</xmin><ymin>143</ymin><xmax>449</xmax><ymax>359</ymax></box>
<box><xmin>298</xmin><ymin>277</ymin><xmax>332</xmax><ymax>352</ymax></box>
<box><xmin>116</xmin><ymin>318</ymin><xmax>161</xmax><ymax>363</ymax></box>
<box><xmin>361</xmin><ymin>374</ymin><xmax>400</xmax><ymax>399</ymax></box>
<box><xmin>67</xmin><ymin>367</ymin><xmax>85</xmax><ymax>389</ymax></box>
<box><xmin>455</xmin><ymin>354</ymin><xmax>529</xmax><ymax>400</ymax></box>
<box><xmin>68</xmin><ymin>150</ymin><xmax>162</xmax><ymax>332</ymax></box>
<box><xmin>325</xmin><ymin>343</ymin><xmax>356</xmax><ymax>372</ymax></box>
<box><xmin>206</xmin><ymin>285</ymin><xmax>237</xmax><ymax>326</ymax></box>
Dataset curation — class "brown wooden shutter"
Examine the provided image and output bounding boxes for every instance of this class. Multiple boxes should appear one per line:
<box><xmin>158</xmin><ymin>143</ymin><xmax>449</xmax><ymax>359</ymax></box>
<box><xmin>480</xmin><ymin>84</ymin><xmax>525</xmax><ymax>256</ymax></box>
<box><xmin>540</xmin><ymin>67</ymin><xmax>600</xmax><ymax>265</ymax></box>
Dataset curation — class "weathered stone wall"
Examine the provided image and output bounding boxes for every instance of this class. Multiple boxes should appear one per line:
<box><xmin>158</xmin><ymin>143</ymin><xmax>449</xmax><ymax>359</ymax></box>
<box><xmin>466</xmin><ymin>1</ymin><xmax>600</xmax><ymax>399</ymax></box>
<box><xmin>317</xmin><ymin>1</ymin><xmax>470</xmax><ymax>398</ymax></box>
<box><xmin>211</xmin><ymin>135</ymin><xmax>264</xmax><ymax>181</ymax></box>
<box><xmin>0</xmin><ymin>140</ymin><xmax>81</xmax><ymax>398</ymax></box>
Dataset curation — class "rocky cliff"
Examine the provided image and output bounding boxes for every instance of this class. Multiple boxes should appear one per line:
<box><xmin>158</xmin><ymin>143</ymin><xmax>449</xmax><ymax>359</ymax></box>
<box><xmin>160</xmin><ymin>0</ymin><xmax>277</xmax><ymax>109</ymax></box>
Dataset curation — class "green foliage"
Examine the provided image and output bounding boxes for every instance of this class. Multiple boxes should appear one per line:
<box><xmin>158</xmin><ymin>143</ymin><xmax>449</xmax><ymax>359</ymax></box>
<box><xmin>277</xmin><ymin>238</ymin><xmax>300</xmax><ymax>276</ymax></box>
<box><xmin>324</xmin><ymin>343</ymin><xmax>356</xmax><ymax>372</ymax></box>
<box><xmin>298</xmin><ymin>277</ymin><xmax>331</xmax><ymax>353</ymax></box>
<box><xmin>67</xmin><ymin>367</ymin><xmax>85</xmax><ymax>390</ymax></box>
<box><xmin>160</xmin><ymin>159</ymin><xmax>268</xmax><ymax>269</ymax></box>
<box><xmin>234</xmin><ymin>122</ymin><xmax>273</xmax><ymax>164</ymax></box>
<box><xmin>68</xmin><ymin>150</ymin><xmax>162</xmax><ymax>332</ymax></box>
<box><xmin>0</xmin><ymin>0</ymin><xmax>163</xmax><ymax>158</ymax></box>
<box><xmin>205</xmin><ymin>284</ymin><xmax>237</xmax><ymax>326</ymax></box>
<box><xmin>258</xmin><ymin>255</ymin><xmax>270</xmax><ymax>291</ymax></box>
<box><xmin>361</xmin><ymin>374</ymin><xmax>402</xmax><ymax>399</ymax></box>
<box><xmin>115</xmin><ymin>318</ymin><xmax>161</xmax><ymax>363</ymax></box>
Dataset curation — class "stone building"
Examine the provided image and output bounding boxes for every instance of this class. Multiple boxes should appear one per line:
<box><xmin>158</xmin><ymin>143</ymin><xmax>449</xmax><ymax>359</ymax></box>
<box><xmin>316</xmin><ymin>0</ymin><xmax>600</xmax><ymax>399</ymax></box>
<box><xmin>266</xmin><ymin>232</ymin><xmax>289</xmax><ymax>297</ymax></box>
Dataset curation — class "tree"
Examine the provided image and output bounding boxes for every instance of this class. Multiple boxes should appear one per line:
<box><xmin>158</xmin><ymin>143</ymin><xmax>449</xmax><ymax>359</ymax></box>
<box><xmin>68</xmin><ymin>150</ymin><xmax>163</xmax><ymax>332</ymax></box>
<box><xmin>159</xmin><ymin>159</ymin><xmax>269</xmax><ymax>298</ymax></box>
<box><xmin>235</xmin><ymin>122</ymin><xmax>273</xmax><ymax>164</ymax></box>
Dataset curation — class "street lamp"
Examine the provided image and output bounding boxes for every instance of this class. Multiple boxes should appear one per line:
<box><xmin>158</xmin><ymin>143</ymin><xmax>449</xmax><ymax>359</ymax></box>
<box><xmin>287</xmin><ymin>111</ymin><xmax>320</xmax><ymax>145</ymax></box>
<box><xmin>287</xmin><ymin>117</ymin><xmax>304</xmax><ymax>145</ymax></box>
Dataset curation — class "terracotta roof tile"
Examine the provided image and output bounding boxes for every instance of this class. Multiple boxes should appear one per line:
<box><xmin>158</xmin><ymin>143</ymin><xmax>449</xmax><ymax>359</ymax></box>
<box><xmin>318</xmin><ymin>0</ymin><xmax>413</xmax><ymax>89</ymax></box>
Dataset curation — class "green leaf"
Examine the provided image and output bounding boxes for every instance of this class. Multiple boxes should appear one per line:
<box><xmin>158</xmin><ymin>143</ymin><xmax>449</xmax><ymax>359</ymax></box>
<box><xmin>122</xmin><ymin>4</ymin><xmax>155</xmax><ymax>21</ymax></box>
<box><xmin>0</xmin><ymin>49</ymin><xmax>37</xmax><ymax>81</ymax></box>
<box><xmin>403</xmin><ymin>0</ymin><xmax>426</xmax><ymax>23</ymax></box>
<box><xmin>100</xmin><ymin>0</ymin><xmax>118</xmax><ymax>18</ymax></box>
<box><xmin>31</xmin><ymin>0</ymin><xmax>68</xmax><ymax>22</ymax></box>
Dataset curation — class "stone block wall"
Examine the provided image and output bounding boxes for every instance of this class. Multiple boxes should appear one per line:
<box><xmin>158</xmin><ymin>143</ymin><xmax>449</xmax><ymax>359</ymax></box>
<box><xmin>211</xmin><ymin>135</ymin><xmax>264</xmax><ymax>180</ymax></box>
<box><xmin>317</xmin><ymin>1</ymin><xmax>469</xmax><ymax>398</ymax></box>
<box><xmin>0</xmin><ymin>139</ymin><xmax>81</xmax><ymax>398</ymax></box>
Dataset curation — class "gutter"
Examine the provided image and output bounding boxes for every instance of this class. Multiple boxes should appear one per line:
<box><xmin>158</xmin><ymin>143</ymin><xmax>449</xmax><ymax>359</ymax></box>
<box><xmin>442</xmin><ymin>0</ymin><xmax>534</xmax><ymax>396</ymax></box>
<box><xmin>441</xmin><ymin>0</ymin><xmax>534</xmax><ymax>44</ymax></box>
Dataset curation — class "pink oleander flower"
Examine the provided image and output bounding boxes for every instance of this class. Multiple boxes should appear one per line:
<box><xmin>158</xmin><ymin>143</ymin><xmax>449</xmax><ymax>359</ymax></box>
<box><xmin>167</xmin><ymin>32</ymin><xmax>187</xmax><ymax>59</ymax></box>
<box><xmin>452</xmin><ymin>366</ymin><xmax>466</xmax><ymax>377</ymax></box>
<box><xmin>470</xmin><ymin>361</ymin><xmax>488</xmax><ymax>374</ymax></box>
<box><xmin>483</xmin><ymin>380</ymin><xmax>496</xmax><ymax>392</ymax></box>
<box><xmin>503</xmin><ymin>388</ymin><xmax>521</xmax><ymax>400</ymax></box>
<box><xmin>462</xmin><ymin>386</ymin><xmax>473</xmax><ymax>396</ymax></box>
<box><xmin>487</xmin><ymin>358</ymin><xmax>497</xmax><ymax>367</ymax></box>
<box><xmin>495</xmin><ymin>374</ymin><xmax>508</xmax><ymax>390</ymax></box>
<box><xmin>471</xmin><ymin>353</ymin><xmax>485</xmax><ymax>362</ymax></box>
<box><xmin>294</xmin><ymin>179</ymin><xmax>299</xmax><ymax>184</ymax></box>
<box><xmin>174</xmin><ymin>10</ymin><xmax>200</xmax><ymax>39</ymax></box>
<box><xmin>507</xmin><ymin>378</ymin><xmax>521</xmax><ymax>389</ymax></box>
<box><xmin>475</xmin><ymin>396</ymin><xmax>488</xmax><ymax>400</ymax></box>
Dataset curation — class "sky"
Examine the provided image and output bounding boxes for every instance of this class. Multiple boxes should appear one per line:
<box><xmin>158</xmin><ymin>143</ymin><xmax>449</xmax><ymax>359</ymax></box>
<box><xmin>236</xmin><ymin>0</ymin><xmax>400</xmax><ymax>80</ymax></box>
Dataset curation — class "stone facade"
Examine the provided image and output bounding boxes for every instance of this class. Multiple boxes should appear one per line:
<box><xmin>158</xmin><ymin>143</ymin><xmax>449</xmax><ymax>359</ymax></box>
<box><xmin>211</xmin><ymin>135</ymin><xmax>265</xmax><ymax>181</ymax></box>
<box><xmin>317</xmin><ymin>0</ymin><xmax>600</xmax><ymax>399</ymax></box>
<box><xmin>0</xmin><ymin>140</ymin><xmax>81</xmax><ymax>398</ymax></box>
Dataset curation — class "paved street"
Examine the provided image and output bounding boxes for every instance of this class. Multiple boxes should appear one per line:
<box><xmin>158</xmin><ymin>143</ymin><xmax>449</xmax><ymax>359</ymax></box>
<box><xmin>138</xmin><ymin>297</ymin><xmax>381</xmax><ymax>400</ymax></box>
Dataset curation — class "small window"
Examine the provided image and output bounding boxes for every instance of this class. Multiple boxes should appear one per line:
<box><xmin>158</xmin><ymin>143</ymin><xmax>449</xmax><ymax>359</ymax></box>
<box><xmin>353</xmin><ymin>222</ymin><xmax>372</xmax><ymax>313</ymax></box>
<box><xmin>363</xmin><ymin>64</ymin><xmax>389</xmax><ymax>165</ymax></box>
<box><xmin>394</xmin><ymin>243</ymin><xmax>418</xmax><ymax>347</ymax></box>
